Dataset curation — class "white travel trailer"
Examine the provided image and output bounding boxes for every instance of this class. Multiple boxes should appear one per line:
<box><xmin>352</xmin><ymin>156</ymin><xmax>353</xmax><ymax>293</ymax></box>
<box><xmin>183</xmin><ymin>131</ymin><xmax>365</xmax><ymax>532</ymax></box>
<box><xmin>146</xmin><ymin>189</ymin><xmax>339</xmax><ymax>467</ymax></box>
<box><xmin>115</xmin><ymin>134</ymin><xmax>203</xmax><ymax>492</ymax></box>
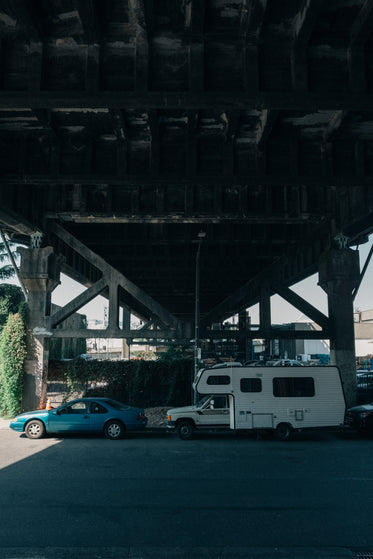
<box><xmin>167</xmin><ymin>363</ymin><xmax>346</xmax><ymax>440</ymax></box>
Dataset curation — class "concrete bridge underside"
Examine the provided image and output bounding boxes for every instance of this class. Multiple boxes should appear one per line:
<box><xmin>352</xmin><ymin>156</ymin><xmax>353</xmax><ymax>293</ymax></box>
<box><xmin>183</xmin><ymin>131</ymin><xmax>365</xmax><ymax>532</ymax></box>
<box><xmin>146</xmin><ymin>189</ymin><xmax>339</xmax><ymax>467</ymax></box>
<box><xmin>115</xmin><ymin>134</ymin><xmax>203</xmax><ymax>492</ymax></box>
<box><xmin>0</xmin><ymin>1</ymin><xmax>373</xmax><ymax>409</ymax></box>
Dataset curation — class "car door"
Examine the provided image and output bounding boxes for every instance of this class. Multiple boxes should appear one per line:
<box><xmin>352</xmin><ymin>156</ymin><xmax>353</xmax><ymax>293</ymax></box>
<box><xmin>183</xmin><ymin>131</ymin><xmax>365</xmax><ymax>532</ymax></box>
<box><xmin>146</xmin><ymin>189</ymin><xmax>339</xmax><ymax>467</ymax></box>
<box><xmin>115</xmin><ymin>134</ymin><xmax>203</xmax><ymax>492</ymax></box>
<box><xmin>49</xmin><ymin>400</ymin><xmax>91</xmax><ymax>433</ymax></box>
<box><xmin>88</xmin><ymin>401</ymin><xmax>110</xmax><ymax>432</ymax></box>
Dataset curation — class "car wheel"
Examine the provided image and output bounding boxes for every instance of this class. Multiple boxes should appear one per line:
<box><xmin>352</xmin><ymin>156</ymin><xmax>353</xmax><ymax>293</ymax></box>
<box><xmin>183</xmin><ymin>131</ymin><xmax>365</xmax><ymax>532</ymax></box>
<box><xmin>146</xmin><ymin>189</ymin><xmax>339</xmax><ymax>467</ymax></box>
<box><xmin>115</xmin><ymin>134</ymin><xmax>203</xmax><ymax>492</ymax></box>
<box><xmin>104</xmin><ymin>420</ymin><xmax>125</xmax><ymax>440</ymax></box>
<box><xmin>275</xmin><ymin>423</ymin><xmax>292</xmax><ymax>441</ymax></box>
<box><xmin>25</xmin><ymin>420</ymin><xmax>45</xmax><ymax>439</ymax></box>
<box><xmin>177</xmin><ymin>420</ymin><xmax>195</xmax><ymax>440</ymax></box>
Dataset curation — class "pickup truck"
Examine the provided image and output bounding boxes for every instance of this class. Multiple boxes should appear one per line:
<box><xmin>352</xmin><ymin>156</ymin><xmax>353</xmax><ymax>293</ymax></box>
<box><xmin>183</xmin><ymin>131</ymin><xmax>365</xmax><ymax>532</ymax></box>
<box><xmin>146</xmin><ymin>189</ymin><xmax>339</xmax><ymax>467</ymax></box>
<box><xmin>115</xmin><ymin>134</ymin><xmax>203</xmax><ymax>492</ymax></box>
<box><xmin>167</xmin><ymin>394</ymin><xmax>230</xmax><ymax>439</ymax></box>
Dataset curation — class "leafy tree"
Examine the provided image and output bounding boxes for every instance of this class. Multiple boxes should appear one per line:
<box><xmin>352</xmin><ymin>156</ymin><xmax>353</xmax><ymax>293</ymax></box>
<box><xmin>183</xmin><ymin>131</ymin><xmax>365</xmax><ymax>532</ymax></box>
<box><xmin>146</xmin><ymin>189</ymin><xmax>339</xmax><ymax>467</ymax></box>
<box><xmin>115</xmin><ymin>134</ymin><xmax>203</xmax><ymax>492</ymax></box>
<box><xmin>0</xmin><ymin>284</ymin><xmax>25</xmax><ymax>331</ymax></box>
<box><xmin>0</xmin><ymin>312</ymin><xmax>27</xmax><ymax>417</ymax></box>
<box><xmin>157</xmin><ymin>346</ymin><xmax>191</xmax><ymax>362</ymax></box>
<box><xmin>0</xmin><ymin>239</ymin><xmax>18</xmax><ymax>280</ymax></box>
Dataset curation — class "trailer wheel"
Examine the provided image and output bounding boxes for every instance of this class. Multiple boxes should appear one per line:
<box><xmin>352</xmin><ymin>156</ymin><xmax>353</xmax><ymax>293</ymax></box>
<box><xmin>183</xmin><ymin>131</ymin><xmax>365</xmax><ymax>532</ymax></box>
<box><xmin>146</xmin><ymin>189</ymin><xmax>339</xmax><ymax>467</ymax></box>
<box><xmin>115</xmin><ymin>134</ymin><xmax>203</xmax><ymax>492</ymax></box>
<box><xmin>275</xmin><ymin>423</ymin><xmax>292</xmax><ymax>441</ymax></box>
<box><xmin>177</xmin><ymin>420</ymin><xmax>195</xmax><ymax>440</ymax></box>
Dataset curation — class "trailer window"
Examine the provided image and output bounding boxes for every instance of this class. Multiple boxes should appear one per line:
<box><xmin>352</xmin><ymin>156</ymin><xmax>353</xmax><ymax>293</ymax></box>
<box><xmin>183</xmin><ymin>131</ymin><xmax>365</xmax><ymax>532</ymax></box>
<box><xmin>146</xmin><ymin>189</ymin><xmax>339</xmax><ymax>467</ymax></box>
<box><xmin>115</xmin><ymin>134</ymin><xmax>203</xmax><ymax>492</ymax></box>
<box><xmin>273</xmin><ymin>377</ymin><xmax>315</xmax><ymax>397</ymax></box>
<box><xmin>240</xmin><ymin>378</ymin><xmax>262</xmax><ymax>392</ymax></box>
<box><xmin>206</xmin><ymin>375</ymin><xmax>230</xmax><ymax>385</ymax></box>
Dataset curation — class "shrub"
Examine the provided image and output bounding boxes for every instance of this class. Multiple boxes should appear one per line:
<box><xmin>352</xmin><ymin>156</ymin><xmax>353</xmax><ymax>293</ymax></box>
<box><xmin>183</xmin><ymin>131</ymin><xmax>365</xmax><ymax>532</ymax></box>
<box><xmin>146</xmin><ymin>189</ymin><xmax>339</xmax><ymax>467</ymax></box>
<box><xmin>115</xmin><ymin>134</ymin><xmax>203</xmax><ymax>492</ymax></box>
<box><xmin>64</xmin><ymin>356</ymin><xmax>193</xmax><ymax>407</ymax></box>
<box><xmin>0</xmin><ymin>312</ymin><xmax>27</xmax><ymax>417</ymax></box>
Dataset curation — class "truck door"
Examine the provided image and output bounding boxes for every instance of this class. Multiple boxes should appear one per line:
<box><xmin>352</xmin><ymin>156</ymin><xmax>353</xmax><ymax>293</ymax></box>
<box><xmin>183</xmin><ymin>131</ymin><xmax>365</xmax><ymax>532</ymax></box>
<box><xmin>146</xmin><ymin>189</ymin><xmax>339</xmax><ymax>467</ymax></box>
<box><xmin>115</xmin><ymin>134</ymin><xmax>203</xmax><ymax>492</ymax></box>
<box><xmin>197</xmin><ymin>395</ymin><xmax>230</xmax><ymax>426</ymax></box>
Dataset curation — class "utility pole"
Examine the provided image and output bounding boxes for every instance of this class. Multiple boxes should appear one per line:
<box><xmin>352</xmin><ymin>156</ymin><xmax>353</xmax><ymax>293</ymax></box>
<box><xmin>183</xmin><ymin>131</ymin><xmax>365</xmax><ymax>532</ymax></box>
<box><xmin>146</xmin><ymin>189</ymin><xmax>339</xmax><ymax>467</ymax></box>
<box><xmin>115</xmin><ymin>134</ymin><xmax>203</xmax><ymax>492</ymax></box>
<box><xmin>194</xmin><ymin>231</ymin><xmax>206</xmax><ymax>404</ymax></box>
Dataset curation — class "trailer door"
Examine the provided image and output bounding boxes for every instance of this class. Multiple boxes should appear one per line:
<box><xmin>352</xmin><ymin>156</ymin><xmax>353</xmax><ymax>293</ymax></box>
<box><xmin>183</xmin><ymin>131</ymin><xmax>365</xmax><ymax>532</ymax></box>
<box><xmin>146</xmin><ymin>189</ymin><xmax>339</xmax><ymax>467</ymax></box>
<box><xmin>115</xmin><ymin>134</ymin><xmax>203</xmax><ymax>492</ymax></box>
<box><xmin>234</xmin><ymin>376</ymin><xmax>263</xmax><ymax>429</ymax></box>
<box><xmin>236</xmin><ymin>408</ymin><xmax>254</xmax><ymax>429</ymax></box>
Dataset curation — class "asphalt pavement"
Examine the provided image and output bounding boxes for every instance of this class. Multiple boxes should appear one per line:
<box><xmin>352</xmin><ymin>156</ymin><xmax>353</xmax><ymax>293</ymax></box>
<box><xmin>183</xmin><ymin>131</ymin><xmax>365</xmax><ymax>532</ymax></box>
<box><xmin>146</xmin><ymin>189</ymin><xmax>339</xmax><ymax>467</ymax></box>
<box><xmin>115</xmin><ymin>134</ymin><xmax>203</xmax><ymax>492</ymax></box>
<box><xmin>0</xmin><ymin>545</ymin><xmax>358</xmax><ymax>558</ymax></box>
<box><xmin>1</xmin><ymin>427</ymin><xmax>373</xmax><ymax>559</ymax></box>
<box><xmin>0</xmin><ymin>417</ymin><xmax>10</xmax><ymax>429</ymax></box>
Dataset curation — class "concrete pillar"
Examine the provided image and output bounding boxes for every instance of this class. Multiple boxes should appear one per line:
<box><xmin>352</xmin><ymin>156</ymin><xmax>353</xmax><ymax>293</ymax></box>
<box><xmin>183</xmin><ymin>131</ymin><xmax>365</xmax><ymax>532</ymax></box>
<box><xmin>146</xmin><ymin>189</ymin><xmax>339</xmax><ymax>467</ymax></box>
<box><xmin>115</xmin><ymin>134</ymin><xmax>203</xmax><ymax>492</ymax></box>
<box><xmin>319</xmin><ymin>247</ymin><xmax>360</xmax><ymax>408</ymax></box>
<box><xmin>238</xmin><ymin>310</ymin><xmax>250</xmax><ymax>362</ymax></box>
<box><xmin>260</xmin><ymin>282</ymin><xmax>272</xmax><ymax>357</ymax></box>
<box><xmin>18</xmin><ymin>246</ymin><xmax>62</xmax><ymax>411</ymax></box>
<box><xmin>122</xmin><ymin>309</ymin><xmax>131</xmax><ymax>359</ymax></box>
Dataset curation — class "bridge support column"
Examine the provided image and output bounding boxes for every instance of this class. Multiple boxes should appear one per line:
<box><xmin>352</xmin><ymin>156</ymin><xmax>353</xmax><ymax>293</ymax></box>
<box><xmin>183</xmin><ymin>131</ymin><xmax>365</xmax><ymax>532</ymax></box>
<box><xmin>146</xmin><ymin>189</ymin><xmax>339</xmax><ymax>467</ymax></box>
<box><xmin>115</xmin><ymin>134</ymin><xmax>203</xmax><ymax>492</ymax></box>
<box><xmin>238</xmin><ymin>310</ymin><xmax>250</xmax><ymax>362</ymax></box>
<box><xmin>122</xmin><ymin>309</ymin><xmax>131</xmax><ymax>359</ymax></box>
<box><xmin>18</xmin><ymin>246</ymin><xmax>62</xmax><ymax>411</ymax></box>
<box><xmin>319</xmin><ymin>246</ymin><xmax>360</xmax><ymax>408</ymax></box>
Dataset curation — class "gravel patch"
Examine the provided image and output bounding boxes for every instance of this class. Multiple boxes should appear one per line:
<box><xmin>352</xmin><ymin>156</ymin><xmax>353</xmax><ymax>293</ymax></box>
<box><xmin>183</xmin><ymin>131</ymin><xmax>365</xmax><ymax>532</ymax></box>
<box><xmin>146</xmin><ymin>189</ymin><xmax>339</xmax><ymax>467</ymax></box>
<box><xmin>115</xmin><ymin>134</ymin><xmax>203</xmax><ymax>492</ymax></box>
<box><xmin>145</xmin><ymin>407</ymin><xmax>169</xmax><ymax>427</ymax></box>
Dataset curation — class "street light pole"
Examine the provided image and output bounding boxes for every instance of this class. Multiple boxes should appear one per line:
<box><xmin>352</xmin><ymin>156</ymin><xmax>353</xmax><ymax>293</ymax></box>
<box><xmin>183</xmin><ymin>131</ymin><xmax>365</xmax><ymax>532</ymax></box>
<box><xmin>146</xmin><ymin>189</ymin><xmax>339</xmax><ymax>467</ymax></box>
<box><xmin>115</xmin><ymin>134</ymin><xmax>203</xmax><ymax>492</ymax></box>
<box><xmin>194</xmin><ymin>231</ymin><xmax>205</xmax><ymax>405</ymax></box>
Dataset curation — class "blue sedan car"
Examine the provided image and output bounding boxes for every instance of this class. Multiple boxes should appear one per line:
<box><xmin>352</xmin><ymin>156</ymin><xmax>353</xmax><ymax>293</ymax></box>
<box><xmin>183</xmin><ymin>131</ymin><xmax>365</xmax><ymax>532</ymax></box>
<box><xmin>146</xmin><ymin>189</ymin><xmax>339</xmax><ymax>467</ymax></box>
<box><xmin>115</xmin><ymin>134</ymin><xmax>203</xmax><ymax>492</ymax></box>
<box><xmin>9</xmin><ymin>398</ymin><xmax>148</xmax><ymax>440</ymax></box>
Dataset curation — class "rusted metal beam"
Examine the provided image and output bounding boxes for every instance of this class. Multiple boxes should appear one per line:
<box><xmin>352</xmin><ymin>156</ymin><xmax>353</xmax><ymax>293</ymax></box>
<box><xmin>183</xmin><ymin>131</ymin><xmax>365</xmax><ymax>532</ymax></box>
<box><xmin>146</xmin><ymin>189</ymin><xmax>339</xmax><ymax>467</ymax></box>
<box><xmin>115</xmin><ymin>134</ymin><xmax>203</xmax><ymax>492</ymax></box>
<box><xmin>46</xmin><ymin>214</ymin><xmax>324</xmax><ymax>225</ymax></box>
<box><xmin>128</xmin><ymin>0</ymin><xmax>149</xmax><ymax>94</ymax></box>
<box><xmin>2</xmin><ymin>91</ymin><xmax>373</xmax><ymax>111</ymax></box>
<box><xmin>350</xmin><ymin>0</ymin><xmax>373</xmax><ymax>46</ymax></box>
<box><xmin>291</xmin><ymin>0</ymin><xmax>323</xmax><ymax>90</ymax></box>
<box><xmin>242</xmin><ymin>0</ymin><xmax>268</xmax><ymax>93</ymax></box>
<box><xmin>272</xmin><ymin>284</ymin><xmax>329</xmax><ymax>330</ymax></box>
<box><xmin>50</xmin><ymin>278</ymin><xmax>107</xmax><ymax>327</ymax></box>
<box><xmin>323</xmin><ymin>110</ymin><xmax>347</xmax><ymax>143</ymax></box>
<box><xmin>187</xmin><ymin>0</ymin><xmax>206</xmax><ymax>93</ymax></box>
<box><xmin>201</xmin><ymin>258</ymin><xmax>288</xmax><ymax>326</ymax></box>
<box><xmin>49</xmin><ymin>326</ymin><xmax>330</xmax><ymax>340</ymax></box>
<box><xmin>49</xmin><ymin>221</ymin><xmax>179</xmax><ymax>329</ymax></box>
<box><xmin>6</xmin><ymin>174</ymin><xmax>372</xmax><ymax>187</ymax></box>
<box><xmin>256</xmin><ymin>110</ymin><xmax>279</xmax><ymax>150</ymax></box>
<box><xmin>348</xmin><ymin>0</ymin><xmax>373</xmax><ymax>92</ymax></box>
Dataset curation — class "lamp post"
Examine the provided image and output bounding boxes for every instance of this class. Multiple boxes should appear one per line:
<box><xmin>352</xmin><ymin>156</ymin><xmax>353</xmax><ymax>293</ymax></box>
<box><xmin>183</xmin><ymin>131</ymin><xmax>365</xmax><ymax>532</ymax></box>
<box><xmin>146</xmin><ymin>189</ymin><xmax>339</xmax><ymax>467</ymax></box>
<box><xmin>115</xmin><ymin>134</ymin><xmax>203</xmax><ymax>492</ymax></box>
<box><xmin>194</xmin><ymin>231</ymin><xmax>206</xmax><ymax>404</ymax></box>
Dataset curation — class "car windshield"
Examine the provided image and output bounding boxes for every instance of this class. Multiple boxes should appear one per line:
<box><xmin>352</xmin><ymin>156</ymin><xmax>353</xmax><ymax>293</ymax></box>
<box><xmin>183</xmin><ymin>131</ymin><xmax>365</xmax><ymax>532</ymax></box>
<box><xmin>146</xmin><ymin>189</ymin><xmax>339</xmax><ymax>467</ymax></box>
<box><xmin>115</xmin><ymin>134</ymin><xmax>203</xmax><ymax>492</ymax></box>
<box><xmin>105</xmin><ymin>399</ymin><xmax>131</xmax><ymax>411</ymax></box>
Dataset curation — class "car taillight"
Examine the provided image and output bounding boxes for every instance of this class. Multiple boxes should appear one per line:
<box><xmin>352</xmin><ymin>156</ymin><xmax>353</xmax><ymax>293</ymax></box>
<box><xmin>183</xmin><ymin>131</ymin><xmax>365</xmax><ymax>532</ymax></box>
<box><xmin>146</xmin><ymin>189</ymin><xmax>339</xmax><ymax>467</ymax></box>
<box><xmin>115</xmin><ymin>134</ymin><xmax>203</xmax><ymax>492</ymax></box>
<box><xmin>137</xmin><ymin>413</ymin><xmax>145</xmax><ymax>420</ymax></box>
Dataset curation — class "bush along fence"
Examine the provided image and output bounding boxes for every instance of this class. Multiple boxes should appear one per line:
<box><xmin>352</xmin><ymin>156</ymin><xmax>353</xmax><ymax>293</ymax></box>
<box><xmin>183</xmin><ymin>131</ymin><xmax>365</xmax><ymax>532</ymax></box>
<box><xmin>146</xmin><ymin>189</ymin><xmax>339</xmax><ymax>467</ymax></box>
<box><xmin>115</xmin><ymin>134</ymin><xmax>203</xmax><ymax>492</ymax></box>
<box><xmin>54</xmin><ymin>356</ymin><xmax>195</xmax><ymax>408</ymax></box>
<box><xmin>0</xmin><ymin>312</ymin><xmax>27</xmax><ymax>417</ymax></box>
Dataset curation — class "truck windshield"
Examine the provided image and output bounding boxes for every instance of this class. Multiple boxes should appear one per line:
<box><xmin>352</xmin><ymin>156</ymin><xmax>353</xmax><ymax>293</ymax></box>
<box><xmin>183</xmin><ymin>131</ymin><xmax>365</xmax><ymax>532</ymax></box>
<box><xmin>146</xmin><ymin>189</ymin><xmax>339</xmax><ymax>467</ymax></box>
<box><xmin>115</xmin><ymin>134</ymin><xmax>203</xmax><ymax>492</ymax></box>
<box><xmin>198</xmin><ymin>395</ymin><xmax>228</xmax><ymax>409</ymax></box>
<box><xmin>197</xmin><ymin>395</ymin><xmax>211</xmax><ymax>407</ymax></box>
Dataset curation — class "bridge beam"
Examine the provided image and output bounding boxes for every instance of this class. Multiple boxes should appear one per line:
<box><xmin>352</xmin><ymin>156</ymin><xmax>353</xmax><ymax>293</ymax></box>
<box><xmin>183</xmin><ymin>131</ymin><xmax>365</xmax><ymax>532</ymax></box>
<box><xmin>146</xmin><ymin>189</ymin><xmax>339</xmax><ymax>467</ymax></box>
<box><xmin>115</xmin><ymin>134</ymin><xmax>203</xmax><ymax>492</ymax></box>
<box><xmin>319</xmin><ymin>246</ymin><xmax>360</xmax><ymax>408</ymax></box>
<box><xmin>18</xmin><ymin>246</ymin><xmax>62</xmax><ymax>411</ymax></box>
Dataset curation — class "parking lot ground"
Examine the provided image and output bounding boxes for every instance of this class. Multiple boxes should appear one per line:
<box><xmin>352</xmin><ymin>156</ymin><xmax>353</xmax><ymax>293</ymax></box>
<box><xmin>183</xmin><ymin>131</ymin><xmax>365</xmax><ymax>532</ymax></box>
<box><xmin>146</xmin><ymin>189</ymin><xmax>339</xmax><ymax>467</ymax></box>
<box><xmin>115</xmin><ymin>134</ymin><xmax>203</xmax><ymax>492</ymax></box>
<box><xmin>0</xmin><ymin>545</ymin><xmax>360</xmax><ymax>559</ymax></box>
<box><xmin>0</xmin><ymin>428</ymin><xmax>373</xmax><ymax>559</ymax></box>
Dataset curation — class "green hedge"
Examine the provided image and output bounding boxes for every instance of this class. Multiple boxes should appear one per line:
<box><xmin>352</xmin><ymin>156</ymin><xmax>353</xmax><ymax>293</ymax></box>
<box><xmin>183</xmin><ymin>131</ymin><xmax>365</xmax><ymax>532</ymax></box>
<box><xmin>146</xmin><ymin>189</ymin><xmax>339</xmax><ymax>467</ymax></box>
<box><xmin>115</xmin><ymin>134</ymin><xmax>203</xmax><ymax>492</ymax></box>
<box><xmin>64</xmin><ymin>357</ymin><xmax>194</xmax><ymax>408</ymax></box>
<box><xmin>0</xmin><ymin>312</ymin><xmax>27</xmax><ymax>417</ymax></box>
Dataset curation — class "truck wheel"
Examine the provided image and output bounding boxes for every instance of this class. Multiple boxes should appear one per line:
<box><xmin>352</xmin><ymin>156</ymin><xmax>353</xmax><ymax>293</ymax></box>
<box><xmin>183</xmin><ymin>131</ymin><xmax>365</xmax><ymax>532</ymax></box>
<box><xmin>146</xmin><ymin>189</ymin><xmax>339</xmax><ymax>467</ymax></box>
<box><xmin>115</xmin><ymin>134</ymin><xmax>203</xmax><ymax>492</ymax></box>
<box><xmin>177</xmin><ymin>420</ymin><xmax>195</xmax><ymax>440</ymax></box>
<box><xmin>275</xmin><ymin>423</ymin><xmax>292</xmax><ymax>441</ymax></box>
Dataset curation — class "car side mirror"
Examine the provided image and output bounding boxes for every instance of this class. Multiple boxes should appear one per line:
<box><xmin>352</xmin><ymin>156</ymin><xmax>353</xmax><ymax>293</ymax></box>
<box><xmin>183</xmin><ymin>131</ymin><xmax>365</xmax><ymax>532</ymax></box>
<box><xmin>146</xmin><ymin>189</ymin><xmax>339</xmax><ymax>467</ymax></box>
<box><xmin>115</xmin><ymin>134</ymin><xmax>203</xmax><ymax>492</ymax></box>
<box><xmin>52</xmin><ymin>410</ymin><xmax>61</xmax><ymax>416</ymax></box>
